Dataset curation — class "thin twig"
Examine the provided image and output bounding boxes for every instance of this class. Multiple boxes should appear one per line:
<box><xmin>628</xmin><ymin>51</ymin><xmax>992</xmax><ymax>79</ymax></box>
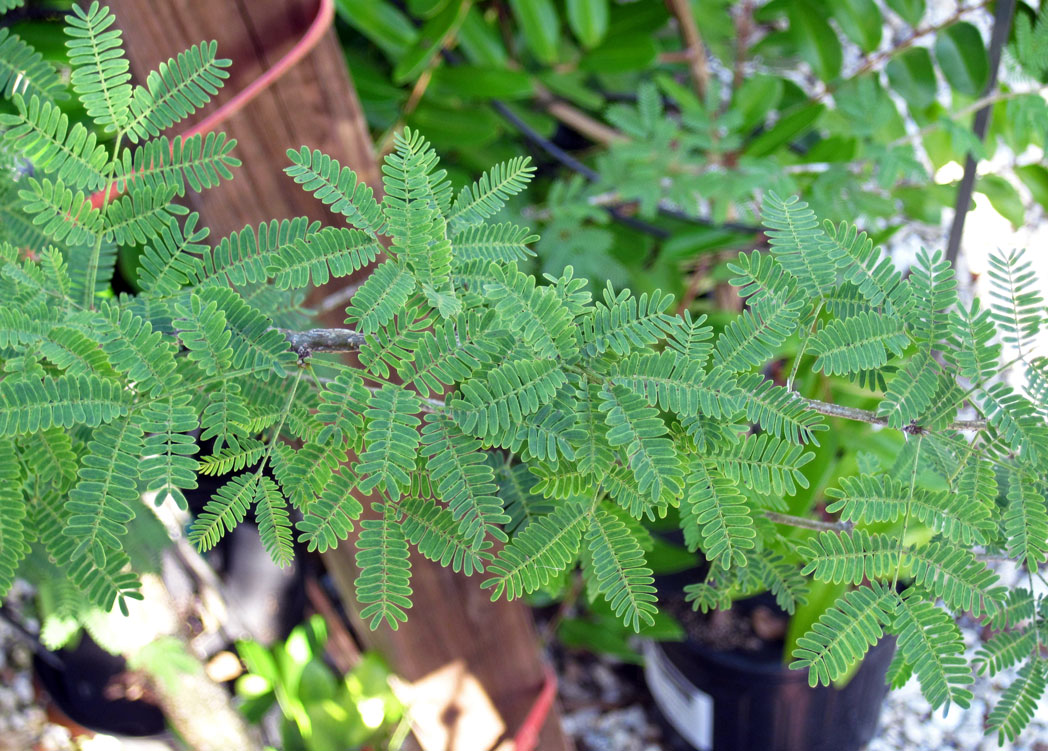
<box><xmin>804</xmin><ymin>397</ymin><xmax>988</xmax><ymax>432</ymax></box>
<box><xmin>275</xmin><ymin>327</ymin><xmax>993</xmax><ymax>432</ymax></box>
<box><xmin>535</xmin><ymin>82</ymin><xmax>626</xmax><ymax>146</ymax></box>
<box><xmin>0</xmin><ymin>605</ymin><xmax>64</xmax><ymax>669</ymax></box>
<box><xmin>438</xmin><ymin>48</ymin><xmax>763</xmax><ymax>237</ymax></box>
<box><xmin>894</xmin><ymin>435</ymin><xmax>923</xmax><ymax>590</ymax></box>
<box><xmin>314</xmin><ymin>282</ymin><xmax>361</xmax><ymax>314</ymax></box>
<box><xmin>764</xmin><ymin>511</ymin><xmax>853</xmax><ymax>533</ymax></box>
<box><xmin>731</xmin><ymin>2</ymin><xmax>754</xmax><ymax>99</ymax></box>
<box><xmin>813</xmin><ymin>0</ymin><xmax>994</xmax><ymax>105</ymax></box>
<box><xmin>889</xmin><ymin>86</ymin><xmax>1044</xmax><ymax>152</ymax></box>
<box><xmin>377</xmin><ymin>66</ymin><xmax>436</xmax><ymax>157</ymax></box>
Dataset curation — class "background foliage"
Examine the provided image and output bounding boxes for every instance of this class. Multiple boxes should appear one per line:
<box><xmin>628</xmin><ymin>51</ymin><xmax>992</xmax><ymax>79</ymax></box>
<box><xmin>335</xmin><ymin>0</ymin><xmax>1048</xmax><ymax>294</ymax></box>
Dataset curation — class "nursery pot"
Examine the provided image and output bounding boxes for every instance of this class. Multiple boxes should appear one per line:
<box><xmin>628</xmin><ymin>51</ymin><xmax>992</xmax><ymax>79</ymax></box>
<box><xmin>33</xmin><ymin>633</ymin><xmax>166</xmax><ymax>737</ymax></box>
<box><xmin>644</xmin><ymin>593</ymin><xmax>894</xmax><ymax>751</ymax></box>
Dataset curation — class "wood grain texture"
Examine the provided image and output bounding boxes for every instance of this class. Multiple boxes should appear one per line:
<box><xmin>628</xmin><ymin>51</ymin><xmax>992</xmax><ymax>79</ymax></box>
<box><xmin>108</xmin><ymin>3</ymin><xmax>571</xmax><ymax>748</ymax></box>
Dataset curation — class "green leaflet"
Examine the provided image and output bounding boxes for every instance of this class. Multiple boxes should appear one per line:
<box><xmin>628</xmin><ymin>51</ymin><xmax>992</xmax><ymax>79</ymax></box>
<box><xmin>891</xmin><ymin>590</ymin><xmax>973</xmax><ymax>711</ymax></box>
<box><xmin>809</xmin><ymin>311</ymin><xmax>909</xmax><ymax>375</ymax></box>
<box><xmin>598</xmin><ymin>384</ymin><xmax>685</xmax><ymax>503</ymax></box>
<box><xmin>355</xmin><ymin>503</ymin><xmax>413</xmax><ymax>631</ymax></box>
<box><xmin>123</xmin><ymin>41</ymin><xmax>231</xmax><ymax>141</ymax></box>
<box><xmin>64</xmin><ymin>2</ymin><xmax>132</xmax><ymax>133</ymax></box>
<box><xmin>449</xmin><ymin>156</ymin><xmax>535</xmax><ymax>231</ymax></box>
<box><xmin>115</xmin><ymin>133</ymin><xmax>239</xmax><ymax>195</ymax></box>
<box><xmin>344</xmin><ymin>258</ymin><xmax>417</xmax><ymax>335</ymax></box>
<box><xmin>254</xmin><ymin>476</ymin><xmax>293</xmax><ymax>568</ymax></box>
<box><xmin>140</xmin><ymin>395</ymin><xmax>198</xmax><ymax>510</ymax></box>
<box><xmin>877</xmin><ymin>354</ymin><xmax>938</xmax><ymax>429</ymax></box>
<box><xmin>0</xmin><ymin>27</ymin><xmax>67</xmax><ymax>103</ymax></box>
<box><xmin>450</xmin><ymin>358</ymin><xmax>566</xmax><ymax>439</ymax></box>
<box><xmin>196</xmin><ymin>217</ymin><xmax>319</xmax><ymax>288</ymax></box>
<box><xmin>799</xmin><ymin>529</ymin><xmax>898</xmax><ymax>585</ymax></box>
<box><xmin>713</xmin><ymin>299</ymin><xmax>804</xmax><ymax>372</ymax></box>
<box><xmin>762</xmin><ymin>193</ymin><xmax>836</xmax><ymax>297</ymax></box>
<box><xmin>682</xmin><ymin>460</ymin><xmax>755</xmax><ymax>569</ymax></box>
<box><xmin>735</xmin><ymin>372</ymin><xmax>826</xmax><ymax>445</ymax></box>
<box><xmin>0</xmin><ymin>440</ymin><xmax>26</xmax><ymax>599</ymax></box>
<box><xmin>713</xmin><ymin>433</ymin><xmax>813</xmax><ymax>496</ymax></box>
<box><xmin>612</xmin><ymin>351</ymin><xmax>741</xmax><ymax>419</ymax></box>
<box><xmin>988</xmin><ymin>249</ymin><xmax>1044</xmax><ymax>358</ymax></box>
<box><xmin>790</xmin><ymin>582</ymin><xmax>897</xmax><ymax>687</ymax></box>
<box><xmin>486</xmin><ymin>262</ymin><xmax>578</xmax><ymax>360</ymax></box>
<box><xmin>64</xmin><ymin>412</ymin><xmax>145</xmax><ymax>567</ymax></box>
<box><xmin>296</xmin><ymin>473</ymin><xmax>362</xmax><ymax>553</ymax></box>
<box><xmin>987</xmin><ymin>660</ymin><xmax>1048</xmax><ymax>744</ymax></box>
<box><xmin>397</xmin><ymin>495</ymin><xmax>492</xmax><ymax>576</ymax></box>
<box><xmin>285</xmin><ymin>146</ymin><xmax>384</xmax><ymax>235</ymax></box>
<box><xmin>420</xmin><ymin>413</ymin><xmax>510</xmax><ymax>545</ymax></box>
<box><xmin>188</xmin><ymin>473</ymin><xmax>258</xmax><ymax>552</ymax></box>
<box><xmin>585</xmin><ymin>506</ymin><xmax>657</xmax><ymax>630</ymax></box>
<box><xmin>482</xmin><ymin>500</ymin><xmax>588</xmax><ymax>600</ymax></box>
<box><xmin>825</xmin><ymin>474</ymin><xmax>994</xmax><ymax>546</ymax></box>
<box><xmin>0</xmin><ymin>374</ymin><xmax>130</xmax><ymax>435</ymax></box>
<box><xmin>355</xmin><ymin>385</ymin><xmax>422</xmax><ymax>498</ymax></box>
<box><xmin>1004</xmin><ymin>471</ymin><xmax>1048</xmax><ymax>569</ymax></box>
<box><xmin>1</xmin><ymin>94</ymin><xmax>108</xmax><ymax>191</ymax></box>
<box><xmin>382</xmin><ymin>129</ymin><xmax>458</xmax><ymax>314</ymax></box>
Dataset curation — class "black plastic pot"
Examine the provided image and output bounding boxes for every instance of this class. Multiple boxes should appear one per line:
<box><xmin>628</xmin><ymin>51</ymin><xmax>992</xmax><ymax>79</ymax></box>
<box><xmin>644</xmin><ymin>571</ymin><xmax>895</xmax><ymax>751</ymax></box>
<box><xmin>33</xmin><ymin>632</ymin><xmax>166</xmax><ymax>737</ymax></box>
<box><xmin>645</xmin><ymin>627</ymin><xmax>894</xmax><ymax>751</ymax></box>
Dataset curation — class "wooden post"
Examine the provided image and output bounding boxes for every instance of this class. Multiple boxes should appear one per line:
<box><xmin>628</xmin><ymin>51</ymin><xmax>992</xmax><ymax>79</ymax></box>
<box><xmin>108</xmin><ymin>3</ymin><xmax>571</xmax><ymax>749</ymax></box>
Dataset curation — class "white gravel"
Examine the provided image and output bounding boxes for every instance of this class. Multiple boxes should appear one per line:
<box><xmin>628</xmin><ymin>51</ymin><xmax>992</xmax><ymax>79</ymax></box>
<box><xmin>0</xmin><ymin>583</ymin><xmax>75</xmax><ymax>751</ymax></box>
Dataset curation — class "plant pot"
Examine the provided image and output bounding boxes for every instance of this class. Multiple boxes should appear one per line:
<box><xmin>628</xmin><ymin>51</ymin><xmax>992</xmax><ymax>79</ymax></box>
<box><xmin>33</xmin><ymin>632</ymin><xmax>166</xmax><ymax>737</ymax></box>
<box><xmin>644</xmin><ymin>621</ymin><xmax>894</xmax><ymax>751</ymax></box>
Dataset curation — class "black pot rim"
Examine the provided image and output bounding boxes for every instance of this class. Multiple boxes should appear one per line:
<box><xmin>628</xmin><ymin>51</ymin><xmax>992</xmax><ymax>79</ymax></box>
<box><xmin>657</xmin><ymin>634</ymin><xmax>793</xmax><ymax>676</ymax></box>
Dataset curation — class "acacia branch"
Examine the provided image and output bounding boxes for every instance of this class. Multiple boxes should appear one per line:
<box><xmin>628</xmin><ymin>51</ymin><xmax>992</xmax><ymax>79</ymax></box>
<box><xmin>804</xmin><ymin>397</ymin><xmax>988</xmax><ymax>432</ymax></box>
<box><xmin>764</xmin><ymin>511</ymin><xmax>853</xmax><ymax>533</ymax></box>
<box><xmin>274</xmin><ymin>328</ymin><xmax>992</xmax><ymax>433</ymax></box>
<box><xmin>277</xmin><ymin>327</ymin><xmax>366</xmax><ymax>358</ymax></box>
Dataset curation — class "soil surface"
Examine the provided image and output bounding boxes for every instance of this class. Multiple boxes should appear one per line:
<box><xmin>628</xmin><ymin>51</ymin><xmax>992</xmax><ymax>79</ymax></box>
<box><xmin>660</xmin><ymin>589</ymin><xmax>789</xmax><ymax>655</ymax></box>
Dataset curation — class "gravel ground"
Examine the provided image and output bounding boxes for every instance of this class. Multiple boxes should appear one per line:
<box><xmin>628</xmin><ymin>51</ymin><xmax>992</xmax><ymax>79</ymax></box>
<box><xmin>867</xmin><ymin>562</ymin><xmax>1048</xmax><ymax>751</ymax></box>
<box><xmin>0</xmin><ymin>583</ymin><xmax>76</xmax><ymax>751</ymax></box>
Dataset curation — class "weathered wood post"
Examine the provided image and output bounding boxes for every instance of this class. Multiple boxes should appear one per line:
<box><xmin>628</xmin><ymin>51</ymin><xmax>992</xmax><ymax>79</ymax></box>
<box><xmin>108</xmin><ymin>2</ymin><xmax>571</xmax><ymax>748</ymax></box>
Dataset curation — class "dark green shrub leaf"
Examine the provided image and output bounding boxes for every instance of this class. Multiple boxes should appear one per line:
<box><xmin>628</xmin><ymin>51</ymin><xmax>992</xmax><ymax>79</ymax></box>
<box><xmin>935</xmin><ymin>22</ymin><xmax>989</xmax><ymax>97</ymax></box>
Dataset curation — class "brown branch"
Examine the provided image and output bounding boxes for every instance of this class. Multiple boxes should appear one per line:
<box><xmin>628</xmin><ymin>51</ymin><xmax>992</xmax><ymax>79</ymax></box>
<box><xmin>731</xmin><ymin>2</ymin><xmax>754</xmax><ymax>98</ymax></box>
<box><xmin>536</xmin><ymin>89</ymin><xmax>626</xmax><ymax>146</ymax></box>
<box><xmin>277</xmin><ymin>327</ymin><xmax>366</xmax><ymax>358</ymax></box>
<box><xmin>667</xmin><ymin>0</ymin><xmax>711</xmax><ymax>101</ymax></box>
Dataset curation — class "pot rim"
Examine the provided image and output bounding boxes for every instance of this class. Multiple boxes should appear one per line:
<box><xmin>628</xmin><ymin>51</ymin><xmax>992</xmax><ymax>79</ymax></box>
<box><xmin>651</xmin><ymin>632</ymin><xmax>896</xmax><ymax>681</ymax></box>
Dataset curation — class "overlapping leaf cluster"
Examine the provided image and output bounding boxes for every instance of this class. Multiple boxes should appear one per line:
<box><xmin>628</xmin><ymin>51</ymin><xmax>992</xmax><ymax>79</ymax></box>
<box><xmin>1</xmin><ymin>3</ymin><xmax>1048</xmax><ymax>743</ymax></box>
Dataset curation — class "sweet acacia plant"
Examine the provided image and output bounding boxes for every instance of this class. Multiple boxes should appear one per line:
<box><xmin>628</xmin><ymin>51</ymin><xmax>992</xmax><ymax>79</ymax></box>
<box><xmin>2</xmin><ymin>2</ymin><xmax>1048</xmax><ymax>744</ymax></box>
